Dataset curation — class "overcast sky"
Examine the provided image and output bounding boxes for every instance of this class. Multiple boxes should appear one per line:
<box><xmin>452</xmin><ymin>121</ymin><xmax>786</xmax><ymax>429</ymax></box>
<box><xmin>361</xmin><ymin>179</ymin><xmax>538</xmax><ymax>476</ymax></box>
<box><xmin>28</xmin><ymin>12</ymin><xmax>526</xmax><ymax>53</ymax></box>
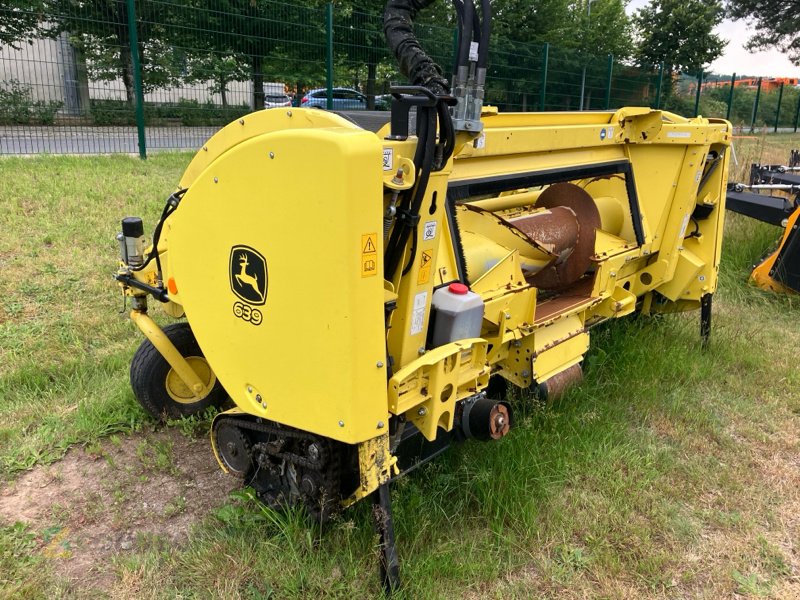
<box><xmin>625</xmin><ymin>0</ymin><xmax>800</xmax><ymax>77</ymax></box>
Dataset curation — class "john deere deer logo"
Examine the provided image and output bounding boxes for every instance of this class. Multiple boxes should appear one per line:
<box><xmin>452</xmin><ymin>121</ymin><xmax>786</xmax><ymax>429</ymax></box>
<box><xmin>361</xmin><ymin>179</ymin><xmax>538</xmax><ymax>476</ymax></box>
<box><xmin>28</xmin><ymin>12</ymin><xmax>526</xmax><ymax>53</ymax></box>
<box><xmin>229</xmin><ymin>245</ymin><xmax>267</xmax><ymax>305</ymax></box>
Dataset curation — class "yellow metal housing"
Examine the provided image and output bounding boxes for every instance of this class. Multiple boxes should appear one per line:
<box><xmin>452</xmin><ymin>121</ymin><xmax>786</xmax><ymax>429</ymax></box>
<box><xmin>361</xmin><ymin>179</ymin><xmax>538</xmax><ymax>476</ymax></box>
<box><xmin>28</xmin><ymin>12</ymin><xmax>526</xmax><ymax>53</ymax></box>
<box><xmin>119</xmin><ymin>105</ymin><xmax>731</xmax><ymax>503</ymax></box>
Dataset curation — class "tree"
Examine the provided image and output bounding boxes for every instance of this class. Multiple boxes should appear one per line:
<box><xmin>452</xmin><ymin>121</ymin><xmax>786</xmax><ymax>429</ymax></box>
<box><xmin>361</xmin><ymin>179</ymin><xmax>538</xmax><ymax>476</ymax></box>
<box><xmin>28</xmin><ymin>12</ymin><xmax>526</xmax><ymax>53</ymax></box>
<box><xmin>727</xmin><ymin>0</ymin><xmax>800</xmax><ymax>65</ymax></box>
<box><xmin>570</xmin><ymin>0</ymin><xmax>633</xmax><ymax>59</ymax></box>
<box><xmin>46</xmin><ymin>0</ymin><xmax>182</xmax><ymax>104</ymax></box>
<box><xmin>184</xmin><ymin>0</ymin><xmax>327</xmax><ymax>109</ymax></box>
<box><xmin>184</xmin><ymin>54</ymin><xmax>249</xmax><ymax>108</ymax></box>
<box><xmin>633</xmin><ymin>0</ymin><xmax>726</xmax><ymax>75</ymax></box>
<box><xmin>0</xmin><ymin>0</ymin><xmax>45</xmax><ymax>48</ymax></box>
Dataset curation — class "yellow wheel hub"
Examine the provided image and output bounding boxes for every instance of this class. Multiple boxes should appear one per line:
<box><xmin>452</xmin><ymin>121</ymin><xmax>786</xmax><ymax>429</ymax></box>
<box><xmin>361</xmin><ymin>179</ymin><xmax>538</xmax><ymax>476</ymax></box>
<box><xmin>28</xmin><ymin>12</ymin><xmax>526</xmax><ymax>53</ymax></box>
<box><xmin>165</xmin><ymin>356</ymin><xmax>216</xmax><ymax>404</ymax></box>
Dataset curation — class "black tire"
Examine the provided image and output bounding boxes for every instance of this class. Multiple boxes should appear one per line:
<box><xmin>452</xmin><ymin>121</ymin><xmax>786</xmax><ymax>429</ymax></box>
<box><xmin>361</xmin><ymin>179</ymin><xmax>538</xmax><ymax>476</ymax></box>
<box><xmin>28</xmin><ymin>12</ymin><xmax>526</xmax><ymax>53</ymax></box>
<box><xmin>130</xmin><ymin>322</ymin><xmax>227</xmax><ymax>421</ymax></box>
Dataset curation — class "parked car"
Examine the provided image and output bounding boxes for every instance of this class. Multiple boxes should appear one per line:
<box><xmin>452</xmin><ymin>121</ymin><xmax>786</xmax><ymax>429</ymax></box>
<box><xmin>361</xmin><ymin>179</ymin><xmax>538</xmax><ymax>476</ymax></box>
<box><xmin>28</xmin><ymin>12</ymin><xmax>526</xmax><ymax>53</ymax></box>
<box><xmin>264</xmin><ymin>94</ymin><xmax>292</xmax><ymax>108</ymax></box>
<box><xmin>301</xmin><ymin>87</ymin><xmax>390</xmax><ymax>111</ymax></box>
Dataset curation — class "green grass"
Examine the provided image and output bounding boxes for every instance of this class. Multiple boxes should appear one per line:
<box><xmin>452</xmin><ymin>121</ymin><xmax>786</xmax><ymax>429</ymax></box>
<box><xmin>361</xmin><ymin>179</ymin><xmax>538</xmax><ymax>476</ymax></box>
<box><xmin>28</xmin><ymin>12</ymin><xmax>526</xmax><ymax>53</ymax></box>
<box><xmin>1</xmin><ymin>136</ymin><xmax>799</xmax><ymax>598</ymax></box>
<box><xmin>0</xmin><ymin>154</ymin><xmax>190</xmax><ymax>475</ymax></box>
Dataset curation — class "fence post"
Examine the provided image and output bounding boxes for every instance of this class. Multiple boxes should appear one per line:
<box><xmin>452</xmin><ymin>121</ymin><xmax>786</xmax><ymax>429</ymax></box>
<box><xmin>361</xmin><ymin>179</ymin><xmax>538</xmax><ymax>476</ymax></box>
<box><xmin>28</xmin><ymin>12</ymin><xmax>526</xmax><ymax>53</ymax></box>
<box><xmin>750</xmin><ymin>77</ymin><xmax>762</xmax><ymax>133</ymax></box>
<box><xmin>654</xmin><ymin>62</ymin><xmax>664</xmax><ymax>109</ymax></box>
<box><xmin>794</xmin><ymin>93</ymin><xmax>800</xmax><ymax>133</ymax></box>
<box><xmin>603</xmin><ymin>54</ymin><xmax>613</xmax><ymax>110</ymax></box>
<box><xmin>694</xmin><ymin>70</ymin><xmax>703</xmax><ymax>117</ymax></box>
<box><xmin>539</xmin><ymin>43</ymin><xmax>549</xmax><ymax>112</ymax></box>
<box><xmin>125</xmin><ymin>0</ymin><xmax>146</xmax><ymax>159</ymax></box>
<box><xmin>725</xmin><ymin>72</ymin><xmax>736</xmax><ymax>121</ymax></box>
<box><xmin>326</xmin><ymin>3</ymin><xmax>333</xmax><ymax>110</ymax></box>
<box><xmin>774</xmin><ymin>82</ymin><xmax>784</xmax><ymax>133</ymax></box>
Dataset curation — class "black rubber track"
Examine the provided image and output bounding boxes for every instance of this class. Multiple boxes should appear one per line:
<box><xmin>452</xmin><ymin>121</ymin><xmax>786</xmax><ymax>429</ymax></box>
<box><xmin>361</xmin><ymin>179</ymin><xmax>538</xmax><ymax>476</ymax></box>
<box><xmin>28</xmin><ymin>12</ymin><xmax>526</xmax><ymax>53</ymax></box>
<box><xmin>129</xmin><ymin>322</ymin><xmax>227</xmax><ymax>421</ymax></box>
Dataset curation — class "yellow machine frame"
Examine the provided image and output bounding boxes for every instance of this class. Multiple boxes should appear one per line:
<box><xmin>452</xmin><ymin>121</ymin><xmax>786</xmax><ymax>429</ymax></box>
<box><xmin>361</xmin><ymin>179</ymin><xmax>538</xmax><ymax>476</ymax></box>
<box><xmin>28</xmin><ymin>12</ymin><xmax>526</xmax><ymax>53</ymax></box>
<box><xmin>118</xmin><ymin>105</ymin><xmax>730</xmax><ymax>507</ymax></box>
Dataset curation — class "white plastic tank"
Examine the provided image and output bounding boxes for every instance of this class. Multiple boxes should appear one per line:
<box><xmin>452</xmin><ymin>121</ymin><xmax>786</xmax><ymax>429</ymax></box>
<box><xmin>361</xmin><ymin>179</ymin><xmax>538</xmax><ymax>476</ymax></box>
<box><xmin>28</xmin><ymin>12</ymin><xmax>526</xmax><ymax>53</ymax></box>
<box><xmin>431</xmin><ymin>283</ymin><xmax>484</xmax><ymax>347</ymax></box>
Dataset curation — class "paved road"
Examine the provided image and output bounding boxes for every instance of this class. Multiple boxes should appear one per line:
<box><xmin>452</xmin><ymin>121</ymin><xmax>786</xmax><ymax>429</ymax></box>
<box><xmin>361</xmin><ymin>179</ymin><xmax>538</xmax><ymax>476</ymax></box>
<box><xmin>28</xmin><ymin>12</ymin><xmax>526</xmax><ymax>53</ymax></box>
<box><xmin>0</xmin><ymin>126</ymin><xmax>220</xmax><ymax>155</ymax></box>
<box><xmin>0</xmin><ymin>112</ymin><xmax>393</xmax><ymax>155</ymax></box>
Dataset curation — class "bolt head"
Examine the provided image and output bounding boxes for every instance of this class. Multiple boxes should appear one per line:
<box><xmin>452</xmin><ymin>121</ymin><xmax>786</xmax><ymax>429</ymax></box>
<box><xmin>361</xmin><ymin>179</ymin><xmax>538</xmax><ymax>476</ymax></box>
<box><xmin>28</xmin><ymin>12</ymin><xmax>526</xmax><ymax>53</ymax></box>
<box><xmin>377</xmin><ymin>421</ymin><xmax>385</xmax><ymax>429</ymax></box>
<box><xmin>338</xmin><ymin>420</ymin><xmax>345</xmax><ymax>427</ymax></box>
<box><xmin>287</xmin><ymin>110</ymin><xmax>292</xmax><ymax>117</ymax></box>
<box><xmin>307</xmin><ymin>443</ymin><xmax>320</xmax><ymax>461</ymax></box>
<box><xmin>269</xmin><ymin>152</ymin><xmax>275</xmax><ymax>159</ymax></box>
<box><xmin>417</xmin><ymin>407</ymin><xmax>427</xmax><ymax>416</ymax></box>
<box><xmin>247</xmin><ymin>386</ymin><xmax>253</xmax><ymax>393</ymax></box>
<box><xmin>376</xmin><ymin>361</ymin><xmax>384</xmax><ymax>368</ymax></box>
<box><xmin>261</xmin><ymin>402</ymin><xmax>267</xmax><ymax>409</ymax></box>
<box><xmin>255</xmin><ymin>394</ymin><xmax>262</xmax><ymax>402</ymax></box>
<box><xmin>213</xmin><ymin>177</ymin><xmax>218</xmax><ymax>183</ymax></box>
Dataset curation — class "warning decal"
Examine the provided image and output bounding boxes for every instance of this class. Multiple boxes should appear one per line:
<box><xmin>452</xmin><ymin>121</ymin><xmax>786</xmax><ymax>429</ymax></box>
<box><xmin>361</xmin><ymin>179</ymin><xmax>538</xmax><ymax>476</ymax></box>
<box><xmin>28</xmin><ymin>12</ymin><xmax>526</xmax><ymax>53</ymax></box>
<box><xmin>417</xmin><ymin>249</ymin><xmax>433</xmax><ymax>285</ymax></box>
<box><xmin>410</xmin><ymin>291</ymin><xmax>427</xmax><ymax>335</ymax></box>
<box><xmin>361</xmin><ymin>233</ymin><xmax>378</xmax><ymax>278</ymax></box>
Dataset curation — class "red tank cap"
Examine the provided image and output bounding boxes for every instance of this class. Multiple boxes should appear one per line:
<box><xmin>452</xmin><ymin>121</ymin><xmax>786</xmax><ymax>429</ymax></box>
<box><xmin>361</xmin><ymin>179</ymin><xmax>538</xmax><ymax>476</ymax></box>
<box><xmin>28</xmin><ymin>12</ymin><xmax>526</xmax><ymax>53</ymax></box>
<box><xmin>448</xmin><ymin>283</ymin><xmax>469</xmax><ymax>295</ymax></box>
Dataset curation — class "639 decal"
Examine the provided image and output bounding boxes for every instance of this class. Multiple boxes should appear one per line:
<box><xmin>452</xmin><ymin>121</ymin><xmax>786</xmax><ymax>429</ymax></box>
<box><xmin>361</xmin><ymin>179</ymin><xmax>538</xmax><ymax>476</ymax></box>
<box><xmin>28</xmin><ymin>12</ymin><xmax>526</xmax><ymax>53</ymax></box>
<box><xmin>233</xmin><ymin>301</ymin><xmax>262</xmax><ymax>326</ymax></box>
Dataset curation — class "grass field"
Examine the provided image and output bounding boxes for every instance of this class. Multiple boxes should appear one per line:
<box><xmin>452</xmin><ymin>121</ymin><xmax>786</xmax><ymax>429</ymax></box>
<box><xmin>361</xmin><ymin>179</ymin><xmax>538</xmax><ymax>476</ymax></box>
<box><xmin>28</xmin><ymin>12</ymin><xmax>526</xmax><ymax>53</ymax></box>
<box><xmin>1</xmin><ymin>132</ymin><xmax>799</xmax><ymax>599</ymax></box>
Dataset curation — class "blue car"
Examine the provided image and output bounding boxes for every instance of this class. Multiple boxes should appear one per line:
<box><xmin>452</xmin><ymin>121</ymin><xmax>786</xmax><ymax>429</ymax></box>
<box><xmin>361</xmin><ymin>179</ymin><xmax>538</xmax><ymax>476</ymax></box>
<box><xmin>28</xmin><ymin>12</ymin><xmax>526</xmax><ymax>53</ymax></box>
<box><xmin>301</xmin><ymin>87</ymin><xmax>388</xmax><ymax>110</ymax></box>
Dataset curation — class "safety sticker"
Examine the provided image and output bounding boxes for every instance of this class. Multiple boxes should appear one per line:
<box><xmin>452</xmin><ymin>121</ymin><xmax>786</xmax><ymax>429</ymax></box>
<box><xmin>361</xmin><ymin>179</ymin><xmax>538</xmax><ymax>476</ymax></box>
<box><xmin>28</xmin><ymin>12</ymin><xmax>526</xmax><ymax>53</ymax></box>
<box><xmin>417</xmin><ymin>249</ymin><xmax>433</xmax><ymax>285</ymax></box>
<box><xmin>382</xmin><ymin>148</ymin><xmax>393</xmax><ymax>171</ymax></box>
<box><xmin>474</xmin><ymin>133</ymin><xmax>486</xmax><ymax>149</ymax></box>
<box><xmin>410</xmin><ymin>291</ymin><xmax>427</xmax><ymax>335</ymax></box>
<box><xmin>678</xmin><ymin>213</ymin><xmax>690</xmax><ymax>240</ymax></box>
<box><xmin>469</xmin><ymin>41</ymin><xmax>479</xmax><ymax>62</ymax></box>
<box><xmin>423</xmin><ymin>220</ymin><xmax>437</xmax><ymax>241</ymax></box>
<box><xmin>600</xmin><ymin>128</ymin><xmax>607</xmax><ymax>141</ymax></box>
<box><xmin>667</xmin><ymin>131</ymin><xmax>691</xmax><ymax>138</ymax></box>
<box><xmin>361</xmin><ymin>233</ymin><xmax>378</xmax><ymax>277</ymax></box>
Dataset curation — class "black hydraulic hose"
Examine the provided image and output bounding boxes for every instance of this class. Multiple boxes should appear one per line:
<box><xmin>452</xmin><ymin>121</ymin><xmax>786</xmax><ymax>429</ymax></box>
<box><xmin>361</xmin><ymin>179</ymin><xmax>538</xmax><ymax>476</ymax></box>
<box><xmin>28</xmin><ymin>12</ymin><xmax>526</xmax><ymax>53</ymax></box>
<box><xmin>384</xmin><ymin>107</ymin><xmax>431</xmax><ymax>276</ymax></box>
<box><xmin>452</xmin><ymin>0</ymin><xmax>464</xmax><ymax>72</ymax></box>
<box><xmin>130</xmin><ymin>189</ymin><xmax>185</xmax><ymax>273</ymax></box>
<box><xmin>402</xmin><ymin>108</ymin><xmax>438</xmax><ymax>275</ymax></box>
<box><xmin>385</xmin><ymin>106</ymin><xmax>438</xmax><ymax>278</ymax></box>
<box><xmin>477</xmin><ymin>0</ymin><xmax>491</xmax><ymax>69</ymax></box>
<box><xmin>384</xmin><ymin>0</ymin><xmax>449</xmax><ymax>95</ymax></box>
<box><xmin>436</xmin><ymin>98</ymin><xmax>455</xmax><ymax>167</ymax></box>
<box><xmin>456</xmin><ymin>0</ymin><xmax>473</xmax><ymax>70</ymax></box>
<box><xmin>469</xmin><ymin>0</ymin><xmax>482</xmax><ymax>56</ymax></box>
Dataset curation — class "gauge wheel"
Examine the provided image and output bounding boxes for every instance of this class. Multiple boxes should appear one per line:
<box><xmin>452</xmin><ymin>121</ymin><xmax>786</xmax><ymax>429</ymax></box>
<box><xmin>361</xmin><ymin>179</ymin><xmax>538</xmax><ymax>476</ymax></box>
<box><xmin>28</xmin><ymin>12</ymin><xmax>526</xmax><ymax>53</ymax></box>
<box><xmin>130</xmin><ymin>322</ymin><xmax>227</xmax><ymax>421</ymax></box>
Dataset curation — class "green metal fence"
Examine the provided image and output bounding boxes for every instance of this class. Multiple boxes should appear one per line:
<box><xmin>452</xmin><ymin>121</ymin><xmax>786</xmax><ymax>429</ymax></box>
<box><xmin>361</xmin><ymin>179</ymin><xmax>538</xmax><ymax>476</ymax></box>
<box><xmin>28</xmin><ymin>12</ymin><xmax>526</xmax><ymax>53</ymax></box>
<box><xmin>0</xmin><ymin>0</ymin><xmax>795</xmax><ymax>157</ymax></box>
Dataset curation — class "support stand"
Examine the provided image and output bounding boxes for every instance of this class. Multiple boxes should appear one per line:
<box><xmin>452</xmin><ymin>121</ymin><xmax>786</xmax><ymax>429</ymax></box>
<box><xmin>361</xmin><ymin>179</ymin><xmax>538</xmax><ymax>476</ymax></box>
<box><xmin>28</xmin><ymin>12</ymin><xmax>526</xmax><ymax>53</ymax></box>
<box><xmin>372</xmin><ymin>482</ymin><xmax>400</xmax><ymax>595</ymax></box>
<box><xmin>700</xmin><ymin>293</ymin><xmax>712</xmax><ymax>349</ymax></box>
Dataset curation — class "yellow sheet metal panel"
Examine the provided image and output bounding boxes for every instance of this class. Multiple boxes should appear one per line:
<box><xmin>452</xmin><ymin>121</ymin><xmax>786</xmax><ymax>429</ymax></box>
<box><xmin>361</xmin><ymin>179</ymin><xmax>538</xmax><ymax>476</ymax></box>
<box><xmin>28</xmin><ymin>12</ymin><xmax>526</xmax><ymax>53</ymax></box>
<box><xmin>168</xmin><ymin>126</ymin><xmax>388</xmax><ymax>444</ymax></box>
<box><xmin>531</xmin><ymin>315</ymin><xmax>589</xmax><ymax>382</ymax></box>
<box><xmin>178</xmin><ymin>108</ymin><xmax>362</xmax><ymax>190</ymax></box>
<box><xmin>388</xmin><ymin>339</ymin><xmax>489</xmax><ymax>441</ymax></box>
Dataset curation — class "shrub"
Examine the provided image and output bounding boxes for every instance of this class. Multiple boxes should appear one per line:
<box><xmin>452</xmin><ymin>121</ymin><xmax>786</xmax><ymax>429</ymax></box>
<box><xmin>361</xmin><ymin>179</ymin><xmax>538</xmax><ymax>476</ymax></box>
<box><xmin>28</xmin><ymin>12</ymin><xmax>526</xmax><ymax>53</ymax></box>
<box><xmin>89</xmin><ymin>98</ymin><xmax>251</xmax><ymax>126</ymax></box>
<box><xmin>0</xmin><ymin>80</ymin><xmax>63</xmax><ymax>125</ymax></box>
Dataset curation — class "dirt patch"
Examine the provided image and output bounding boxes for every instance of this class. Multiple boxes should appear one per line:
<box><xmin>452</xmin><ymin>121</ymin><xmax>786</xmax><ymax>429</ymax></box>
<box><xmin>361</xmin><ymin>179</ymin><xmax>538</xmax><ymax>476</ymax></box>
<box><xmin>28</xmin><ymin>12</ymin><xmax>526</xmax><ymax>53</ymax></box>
<box><xmin>0</xmin><ymin>427</ymin><xmax>237</xmax><ymax>591</ymax></box>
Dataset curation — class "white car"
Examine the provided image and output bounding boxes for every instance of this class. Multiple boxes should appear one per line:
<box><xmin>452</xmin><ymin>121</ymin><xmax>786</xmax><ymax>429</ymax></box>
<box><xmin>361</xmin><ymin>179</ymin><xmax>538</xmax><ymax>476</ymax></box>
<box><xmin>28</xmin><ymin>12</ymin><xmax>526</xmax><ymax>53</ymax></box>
<box><xmin>264</xmin><ymin>94</ymin><xmax>292</xmax><ymax>108</ymax></box>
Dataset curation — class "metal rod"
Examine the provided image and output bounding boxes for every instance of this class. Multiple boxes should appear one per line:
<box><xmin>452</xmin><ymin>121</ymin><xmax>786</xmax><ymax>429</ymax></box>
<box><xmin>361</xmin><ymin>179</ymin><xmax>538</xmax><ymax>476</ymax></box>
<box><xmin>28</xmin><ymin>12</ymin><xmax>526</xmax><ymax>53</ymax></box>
<box><xmin>126</xmin><ymin>0</ymin><xmax>146</xmax><ymax>159</ymax></box>
<box><xmin>372</xmin><ymin>482</ymin><xmax>400</xmax><ymax>594</ymax></box>
<box><xmin>774</xmin><ymin>82</ymin><xmax>784</xmax><ymax>133</ymax></box>
<box><xmin>700</xmin><ymin>293</ymin><xmax>712</xmax><ymax>349</ymax></box>
<box><xmin>326</xmin><ymin>2</ymin><xmax>334</xmax><ymax>111</ymax></box>
<box><xmin>539</xmin><ymin>43</ymin><xmax>549</xmax><ymax>112</ymax></box>
<box><xmin>725</xmin><ymin>73</ymin><xmax>736</xmax><ymax>121</ymax></box>
<box><xmin>604</xmin><ymin>54</ymin><xmax>613</xmax><ymax>110</ymax></box>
